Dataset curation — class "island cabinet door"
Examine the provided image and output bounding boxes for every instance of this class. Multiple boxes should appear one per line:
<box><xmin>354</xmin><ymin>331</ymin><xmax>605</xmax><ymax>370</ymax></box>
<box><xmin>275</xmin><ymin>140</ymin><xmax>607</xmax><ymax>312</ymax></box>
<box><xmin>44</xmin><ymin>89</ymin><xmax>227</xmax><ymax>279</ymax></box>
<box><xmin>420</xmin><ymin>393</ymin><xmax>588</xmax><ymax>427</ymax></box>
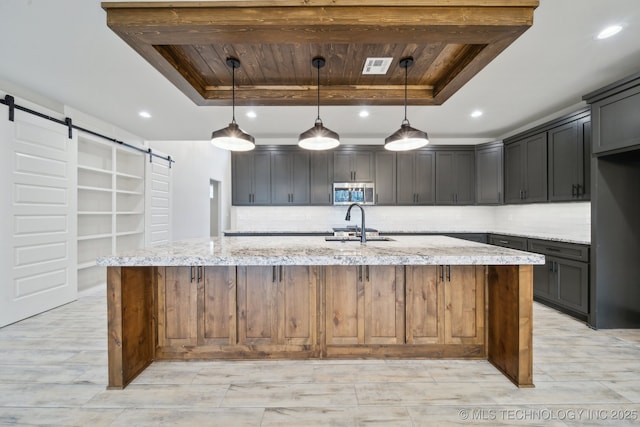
<box><xmin>405</xmin><ymin>265</ymin><xmax>485</xmax><ymax>345</ymax></box>
<box><xmin>157</xmin><ymin>267</ymin><xmax>198</xmax><ymax>348</ymax></box>
<box><xmin>325</xmin><ymin>265</ymin><xmax>403</xmax><ymax>346</ymax></box>
<box><xmin>237</xmin><ymin>266</ymin><xmax>317</xmax><ymax>348</ymax></box>
<box><xmin>444</xmin><ymin>265</ymin><xmax>485</xmax><ymax>345</ymax></box>
<box><xmin>200</xmin><ymin>266</ymin><xmax>237</xmax><ymax>346</ymax></box>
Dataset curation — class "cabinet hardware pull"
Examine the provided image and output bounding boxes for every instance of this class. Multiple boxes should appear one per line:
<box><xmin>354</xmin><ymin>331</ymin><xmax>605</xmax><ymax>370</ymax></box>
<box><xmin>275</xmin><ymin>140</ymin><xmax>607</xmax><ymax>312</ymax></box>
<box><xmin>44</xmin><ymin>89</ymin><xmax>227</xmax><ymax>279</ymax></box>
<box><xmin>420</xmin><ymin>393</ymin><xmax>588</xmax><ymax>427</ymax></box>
<box><xmin>190</xmin><ymin>266</ymin><xmax>195</xmax><ymax>283</ymax></box>
<box><xmin>358</xmin><ymin>265</ymin><xmax>363</xmax><ymax>282</ymax></box>
<box><xmin>546</xmin><ymin>247</ymin><xmax>561</xmax><ymax>252</ymax></box>
<box><xmin>197</xmin><ymin>266</ymin><xmax>202</xmax><ymax>282</ymax></box>
<box><xmin>279</xmin><ymin>265</ymin><xmax>284</xmax><ymax>282</ymax></box>
<box><xmin>572</xmin><ymin>184</ymin><xmax>577</xmax><ymax>197</ymax></box>
<box><xmin>440</xmin><ymin>265</ymin><xmax>444</xmax><ymax>282</ymax></box>
<box><xmin>499</xmin><ymin>240</ymin><xmax>509</xmax><ymax>244</ymax></box>
<box><xmin>524</xmin><ymin>189</ymin><xmax>527</xmax><ymax>199</ymax></box>
<box><xmin>519</xmin><ymin>190</ymin><xmax>523</xmax><ymax>199</ymax></box>
<box><xmin>272</xmin><ymin>266</ymin><xmax>276</xmax><ymax>282</ymax></box>
<box><xmin>549</xmin><ymin>262</ymin><xmax>553</xmax><ymax>272</ymax></box>
<box><xmin>576</xmin><ymin>184</ymin><xmax>582</xmax><ymax>196</ymax></box>
<box><xmin>446</xmin><ymin>265</ymin><xmax>451</xmax><ymax>281</ymax></box>
<box><xmin>366</xmin><ymin>265</ymin><xmax>369</xmax><ymax>281</ymax></box>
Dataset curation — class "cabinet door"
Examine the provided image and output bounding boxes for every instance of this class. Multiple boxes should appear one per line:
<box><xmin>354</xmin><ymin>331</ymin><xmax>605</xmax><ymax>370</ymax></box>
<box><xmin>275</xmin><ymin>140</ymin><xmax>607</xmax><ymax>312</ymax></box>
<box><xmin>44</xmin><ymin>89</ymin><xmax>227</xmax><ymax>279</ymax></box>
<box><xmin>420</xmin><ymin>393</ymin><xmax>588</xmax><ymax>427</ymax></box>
<box><xmin>556</xmin><ymin>259</ymin><xmax>589</xmax><ymax>315</ymax></box>
<box><xmin>291</xmin><ymin>151</ymin><xmax>310</xmax><ymax>204</ymax></box>
<box><xmin>310</xmin><ymin>152</ymin><xmax>333</xmax><ymax>205</ymax></box>
<box><xmin>415</xmin><ymin>151</ymin><xmax>435</xmax><ymax>204</ymax></box>
<box><xmin>333</xmin><ymin>152</ymin><xmax>353</xmax><ymax>182</ymax></box>
<box><xmin>271</xmin><ymin>151</ymin><xmax>291</xmax><ymax>204</ymax></box>
<box><xmin>158</xmin><ymin>266</ymin><xmax>198</xmax><ymax>347</ymax></box>
<box><xmin>363</xmin><ymin>266</ymin><xmax>404</xmax><ymax>344</ymax></box>
<box><xmin>444</xmin><ymin>265</ymin><xmax>485</xmax><ymax>345</ymax></box>
<box><xmin>453</xmin><ymin>151</ymin><xmax>475</xmax><ymax>205</ymax></box>
<box><xmin>396</xmin><ymin>153</ymin><xmax>416</xmax><ymax>204</ymax></box>
<box><xmin>533</xmin><ymin>261</ymin><xmax>555</xmax><ymax>302</ymax></box>
<box><xmin>325</xmin><ymin>266</ymin><xmax>363</xmax><ymax>345</ymax></box>
<box><xmin>524</xmin><ymin>132</ymin><xmax>548</xmax><ymax>202</ymax></box>
<box><xmin>578</xmin><ymin>117</ymin><xmax>591</xmax><ymax>199</ymax></box>
<box><xmin>253</xmin><ymin>152</ymin><xmax>272</xmax><ymax>205</ymax></box>
<box><xmin>476</xmin><ymin>145</ymin><xmax>503</xmax><ymax>204</ymax></box>
<box><xmin>201</xmin><ymin>266</ymin><xmax>236</xmax><ymax>346</ymax></box>
<box><xmin>237</xmin><ymin>266</ymin><xmax>278</xmax><ymax>345</ymax></box>
<box><xmin>504</xmin><ymin>141</ymin><xmax>524</xmax><ymax>203</ymax></box>
<box><xmin>375</xmin><ymin>151</ymin><xmax>396</xmax><ymax>205</ymax></box>
<box><xmin>405</xmin><ymin>265</ymin><xmax>442</xmax><ymax>344</ymax></box>
<box><xmin>279</xmin><ymin>266</ymin><xmax>317</xmax><ymax>346</ymax></box>
<box><xmin>353</xmin><ymin>151</ymin><xmax>374</xmax><ymax>182</ymax></box>
<box><xmin>232</xmin><ymin>154</ymin><xmax>254</xmax><ymax>205</ymax></box>
<box><xmin>435</xmin><ymin>151</ymin><xmax>456</xmax><ymax>204</ymax></box>
<box><xmin>548</xmin><ymin>121</ymin><xmax>579</xmax><ymax>201</ymax></box>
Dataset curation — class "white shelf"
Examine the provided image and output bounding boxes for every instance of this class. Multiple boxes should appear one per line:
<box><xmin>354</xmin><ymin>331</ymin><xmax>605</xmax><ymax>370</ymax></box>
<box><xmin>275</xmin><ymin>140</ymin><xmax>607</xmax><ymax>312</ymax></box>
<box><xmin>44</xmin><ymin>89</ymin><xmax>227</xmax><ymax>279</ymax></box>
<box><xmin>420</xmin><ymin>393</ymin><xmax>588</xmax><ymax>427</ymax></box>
<box><xmin>115</xmin><ymin>189</ymin><xmax>143</xmax><ymax>195</ymax></box>
<box><xmin>78</xmin><ymin>233</ymin><xmax>113</xmax><ymax>241</ymax></box>
<box><xmin>78</xmin><ymin>211</ymin><xmax>112</xmax><ymax>216</ymax></box>
<box><xmin>115</xmin><ymin>171</ymin><xmax>143</xmax><ymax>180</ymax></box>
<box><xmin>116</xmin><ymin>230</ymin><xmax>144</xmax><ymax>237</ymax></box>
<box><xmin>78</xmin><ymin>260</ymin><xmax>97</xmax><ymax>270</ymax></box>
<box><xmin>116</xmin><ymin>211</ymin><xmax>144</xmax><ymax>215</ymax></box>
<box><xmin>78</xmin><ymin>185</ymin><xmax>112</xmax><ymax>193</ymax></box>
<box><xmin>78</xmin><ymin>164</ymin><xmax>113</xmax><ymax>176</ymax></box>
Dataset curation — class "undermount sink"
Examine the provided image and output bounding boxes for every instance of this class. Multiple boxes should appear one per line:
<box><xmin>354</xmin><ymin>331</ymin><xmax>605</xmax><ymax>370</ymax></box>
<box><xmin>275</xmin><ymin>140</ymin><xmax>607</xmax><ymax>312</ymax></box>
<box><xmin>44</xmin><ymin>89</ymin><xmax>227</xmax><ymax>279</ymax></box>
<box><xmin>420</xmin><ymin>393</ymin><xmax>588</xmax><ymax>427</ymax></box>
<box><xmin>325</xmin><ymin>236</ymin><xmax>394</xmax><ymax>242</ymax></box>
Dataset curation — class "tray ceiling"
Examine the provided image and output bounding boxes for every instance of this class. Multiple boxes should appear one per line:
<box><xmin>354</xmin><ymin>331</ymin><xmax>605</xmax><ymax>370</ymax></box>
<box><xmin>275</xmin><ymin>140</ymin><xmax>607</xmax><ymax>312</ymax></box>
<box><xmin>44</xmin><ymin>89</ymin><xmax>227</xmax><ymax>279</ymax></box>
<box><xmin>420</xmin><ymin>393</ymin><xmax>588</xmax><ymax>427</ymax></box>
<box><xmin>102</xmin><ymin>1</ymin><xmax>538</xmax><ymax>107</ymax></box>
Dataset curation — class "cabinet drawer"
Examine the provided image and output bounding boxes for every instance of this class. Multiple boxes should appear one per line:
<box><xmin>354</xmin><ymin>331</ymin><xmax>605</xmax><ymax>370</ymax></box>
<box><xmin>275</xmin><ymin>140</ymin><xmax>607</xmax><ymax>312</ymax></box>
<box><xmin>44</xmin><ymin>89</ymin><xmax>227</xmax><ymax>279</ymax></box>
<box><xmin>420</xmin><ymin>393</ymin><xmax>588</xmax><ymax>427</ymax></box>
<box><xmin>489</xmin><ymin>234</ymin><xmax>528</xmax><ymax>250</ymax></box>
<box><xmin>527</xmin><ymin>239</ymin><xmax>589</xmax><ymax>262</ymax></box>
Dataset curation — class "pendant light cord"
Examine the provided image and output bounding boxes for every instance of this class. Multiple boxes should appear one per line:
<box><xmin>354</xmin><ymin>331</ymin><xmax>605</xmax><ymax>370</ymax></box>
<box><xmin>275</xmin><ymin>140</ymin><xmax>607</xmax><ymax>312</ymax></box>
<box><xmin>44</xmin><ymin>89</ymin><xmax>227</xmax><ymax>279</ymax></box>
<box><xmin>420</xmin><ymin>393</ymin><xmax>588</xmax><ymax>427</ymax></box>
<box><xmin>403</xmin><ymin>61</ymin><xmax>409</xmax><ymax>126</ymax></box>
<box><xmin>315</xmin><ymin>62</ymin><xmax>322</xmax><ymax>125</ymax></box>
<box><xmin>231</xmin><ymin>63</ymin><xmax>237</xmax><ymax>125</ymax></box>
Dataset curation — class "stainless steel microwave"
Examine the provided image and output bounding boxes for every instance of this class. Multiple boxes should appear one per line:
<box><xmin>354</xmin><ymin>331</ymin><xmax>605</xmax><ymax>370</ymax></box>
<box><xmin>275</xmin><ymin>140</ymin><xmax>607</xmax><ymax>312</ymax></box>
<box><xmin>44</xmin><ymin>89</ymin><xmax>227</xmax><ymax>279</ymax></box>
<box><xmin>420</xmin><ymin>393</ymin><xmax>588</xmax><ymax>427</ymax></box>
<box><xmin>333</xmin><ymin>182</ymin><xmax>375</xmax><ymax>205</ymax></box>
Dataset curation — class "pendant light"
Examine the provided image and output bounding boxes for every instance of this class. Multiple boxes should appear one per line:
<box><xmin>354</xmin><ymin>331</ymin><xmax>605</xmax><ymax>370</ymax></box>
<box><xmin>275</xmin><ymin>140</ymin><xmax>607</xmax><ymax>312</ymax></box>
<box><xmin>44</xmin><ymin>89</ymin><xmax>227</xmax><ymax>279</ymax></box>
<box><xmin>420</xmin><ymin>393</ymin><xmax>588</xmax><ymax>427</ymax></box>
<box><xmin>384</xmin><ymin>57</ymin><xmax>429</xmax><ymax>151</ymax></box>
<box><xmin>211</xmin><ymin>57</ymin><xmax>255</xmax><ymax>152</ymax></box>
<box><xmin>298</xmin><ymin>57</ymin><xmax>340</xmax><ymax>150</ymax></box>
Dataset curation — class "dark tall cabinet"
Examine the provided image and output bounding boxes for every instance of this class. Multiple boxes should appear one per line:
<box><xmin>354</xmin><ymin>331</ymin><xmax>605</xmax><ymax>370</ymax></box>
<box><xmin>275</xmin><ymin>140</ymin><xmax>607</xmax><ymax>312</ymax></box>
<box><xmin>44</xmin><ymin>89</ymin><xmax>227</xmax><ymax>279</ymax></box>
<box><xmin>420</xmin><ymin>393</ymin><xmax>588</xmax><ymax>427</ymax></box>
<box><xmin>504</xmin><ymin>132</ymin><xmax>547</xmax><ymax>203</ymax></box>
<box><xmin>232</xmin><ymin>151</ymin><xmax>271</xmax><ymax>205</ymax></box>
<box><xmin>548</xmin><ymin>115</ymin><xmax>591</xmax><ymax>201</ymax></box>
<box><xmin>435</xmin><ymin>149</ymin><xmax>475</xmax><ymax>205</ymax></box>
<box><xmin>309</xmin><ymin>151</ymin><xmax>333</xmax><ymax>205</ymax></box>
<box><xmin>396</xmin><ymin>150</ymin><xmax>435</xmax><ymax>205</ymax></box>
<box><xmin>271</xmin><ymin>150</ymin><xmax>310</xmax><ymax>205</ymax></box>
<box><xmin>475</xmin><ymin>142</ymin><xmax>503</xmax><ymax>205</ymax></box>
<box><xmin>584</xmin><ymin>71</ymin><xmax>640</xmax><ymax>328</ymax></box>
<box><xmin>374</xmin><ymin>151</ymin><xmax>396</xmax><ymax>205</ymax></box>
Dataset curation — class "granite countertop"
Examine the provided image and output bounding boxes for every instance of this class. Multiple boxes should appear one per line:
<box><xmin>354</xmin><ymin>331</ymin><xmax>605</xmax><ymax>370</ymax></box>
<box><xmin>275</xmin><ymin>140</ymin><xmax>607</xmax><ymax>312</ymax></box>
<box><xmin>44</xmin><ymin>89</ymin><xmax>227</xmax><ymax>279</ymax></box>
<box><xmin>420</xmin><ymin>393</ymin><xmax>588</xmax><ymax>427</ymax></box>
<box><xmin>223</xmin><ymin>230</ymin><xmax>591</xmax><ymax>245</ymax></box>
<box><xmin>97</xmin><ymin>235</ymin><xmax>545</xmax><ymax>267</ymax></box>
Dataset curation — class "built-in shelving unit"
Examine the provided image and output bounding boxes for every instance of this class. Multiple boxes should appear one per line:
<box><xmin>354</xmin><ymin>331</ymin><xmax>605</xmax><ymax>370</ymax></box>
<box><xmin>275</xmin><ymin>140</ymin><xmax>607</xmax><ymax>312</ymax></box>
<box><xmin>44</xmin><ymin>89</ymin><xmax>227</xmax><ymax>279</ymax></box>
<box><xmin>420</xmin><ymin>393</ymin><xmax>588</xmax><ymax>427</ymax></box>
<box><xmin>77</xmin><ymin>133</ymin><xmax>146</xmax><ymax>291</ymax></box>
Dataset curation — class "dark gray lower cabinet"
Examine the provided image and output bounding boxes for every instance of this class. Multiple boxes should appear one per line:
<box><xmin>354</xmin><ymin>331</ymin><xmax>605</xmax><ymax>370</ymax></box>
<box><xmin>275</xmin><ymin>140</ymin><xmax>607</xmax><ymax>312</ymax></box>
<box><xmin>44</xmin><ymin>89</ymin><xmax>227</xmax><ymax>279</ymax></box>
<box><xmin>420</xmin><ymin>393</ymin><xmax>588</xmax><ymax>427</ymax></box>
<box><xmin>528</xmin><ymin>239</ymin><xmax>589</xmax><ymax>320</ymax></box>
<box><xmin>488</xmin><ymin>234</ymin><xmax>528</xmax><ymax>251</ymax></box>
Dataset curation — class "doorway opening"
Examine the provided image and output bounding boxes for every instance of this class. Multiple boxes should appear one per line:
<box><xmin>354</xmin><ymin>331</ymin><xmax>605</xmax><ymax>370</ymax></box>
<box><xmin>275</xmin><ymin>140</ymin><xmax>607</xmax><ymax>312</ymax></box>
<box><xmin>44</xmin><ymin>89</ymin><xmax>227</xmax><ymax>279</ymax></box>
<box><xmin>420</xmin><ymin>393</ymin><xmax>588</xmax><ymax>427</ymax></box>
<box><xmin>210</xmin><ymin>179</ymin><xmax>221</xmax><ymax>237</ymax></box>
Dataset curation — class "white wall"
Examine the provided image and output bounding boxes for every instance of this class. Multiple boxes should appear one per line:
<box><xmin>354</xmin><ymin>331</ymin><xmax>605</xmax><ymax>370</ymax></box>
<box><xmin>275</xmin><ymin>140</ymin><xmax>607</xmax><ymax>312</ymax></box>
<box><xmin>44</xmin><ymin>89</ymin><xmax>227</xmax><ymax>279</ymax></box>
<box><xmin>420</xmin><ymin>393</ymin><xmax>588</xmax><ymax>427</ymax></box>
<box><xmin>149</xmin><ymin>140</ymin><xmax>231</xmax><ymax>240</ymax></box>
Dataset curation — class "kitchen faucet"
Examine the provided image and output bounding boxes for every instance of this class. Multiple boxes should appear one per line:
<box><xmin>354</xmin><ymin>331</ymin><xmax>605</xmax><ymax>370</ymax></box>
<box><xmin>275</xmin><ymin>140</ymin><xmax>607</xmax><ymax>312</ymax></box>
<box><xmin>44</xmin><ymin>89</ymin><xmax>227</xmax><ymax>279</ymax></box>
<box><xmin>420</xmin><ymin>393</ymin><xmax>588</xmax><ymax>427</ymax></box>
<box><xmin>345</xmin><ymin>203</ymin><xmax>366</xmax><ymax>243</ymax></box>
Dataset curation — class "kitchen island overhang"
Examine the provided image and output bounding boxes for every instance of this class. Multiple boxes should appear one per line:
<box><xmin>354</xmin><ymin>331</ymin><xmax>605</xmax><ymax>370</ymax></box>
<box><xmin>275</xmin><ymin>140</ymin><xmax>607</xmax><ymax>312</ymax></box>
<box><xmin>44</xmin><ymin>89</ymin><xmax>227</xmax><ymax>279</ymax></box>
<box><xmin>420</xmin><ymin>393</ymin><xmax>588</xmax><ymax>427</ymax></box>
<box><xmin>98</xmin><ymin>236</ymin><xmax>544</xmax><ymax>389</ymax></box>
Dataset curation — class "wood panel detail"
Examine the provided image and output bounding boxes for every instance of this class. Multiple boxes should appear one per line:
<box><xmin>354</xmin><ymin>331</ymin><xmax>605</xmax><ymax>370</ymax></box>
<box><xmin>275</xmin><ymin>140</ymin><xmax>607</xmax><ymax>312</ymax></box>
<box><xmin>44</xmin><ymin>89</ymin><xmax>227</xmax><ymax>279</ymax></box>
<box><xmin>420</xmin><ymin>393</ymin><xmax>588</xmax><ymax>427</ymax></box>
<box><xmin>102</xmin><ymin>1</ymin><xmax>538</xmax><ymax>106</ymax></box>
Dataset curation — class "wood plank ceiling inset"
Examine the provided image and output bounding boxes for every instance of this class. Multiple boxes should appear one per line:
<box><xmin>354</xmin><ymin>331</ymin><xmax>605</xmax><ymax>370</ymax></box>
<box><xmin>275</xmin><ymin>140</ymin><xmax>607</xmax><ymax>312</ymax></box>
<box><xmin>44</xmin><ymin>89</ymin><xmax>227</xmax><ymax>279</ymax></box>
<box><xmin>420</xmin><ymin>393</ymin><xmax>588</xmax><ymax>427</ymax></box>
<box><xmin>102</xmin><ymin>1</ymin><xmax>538</xmax><ymax>106</ymax></box>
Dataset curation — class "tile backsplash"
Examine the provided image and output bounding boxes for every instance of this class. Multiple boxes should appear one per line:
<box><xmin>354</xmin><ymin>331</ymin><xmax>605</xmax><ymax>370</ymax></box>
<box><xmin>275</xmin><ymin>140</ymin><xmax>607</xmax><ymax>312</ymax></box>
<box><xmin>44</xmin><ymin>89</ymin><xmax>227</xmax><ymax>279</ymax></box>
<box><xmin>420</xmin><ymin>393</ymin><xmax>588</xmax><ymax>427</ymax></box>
<box><xmin>230</xmin><ymin>202</ymin><xmax>591</xmax><ymax>242</ymax></box>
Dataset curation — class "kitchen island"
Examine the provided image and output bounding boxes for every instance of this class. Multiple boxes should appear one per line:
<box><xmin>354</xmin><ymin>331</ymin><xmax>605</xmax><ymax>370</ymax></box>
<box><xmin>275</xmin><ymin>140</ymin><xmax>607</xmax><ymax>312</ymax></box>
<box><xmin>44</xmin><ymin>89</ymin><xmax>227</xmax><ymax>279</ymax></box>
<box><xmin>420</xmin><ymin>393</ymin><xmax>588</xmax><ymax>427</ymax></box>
<box><xmin>98</xmin><ymin>236</ymin><xmax>544</xmax><ymax>389</ymax></box>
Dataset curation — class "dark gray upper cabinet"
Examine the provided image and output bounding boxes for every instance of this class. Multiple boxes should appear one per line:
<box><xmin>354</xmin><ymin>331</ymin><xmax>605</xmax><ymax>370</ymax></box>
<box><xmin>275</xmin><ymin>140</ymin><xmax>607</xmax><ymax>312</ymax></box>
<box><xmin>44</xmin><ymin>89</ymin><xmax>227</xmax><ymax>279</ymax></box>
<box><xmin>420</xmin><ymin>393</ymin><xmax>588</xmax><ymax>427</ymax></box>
<box><xmin>475</xmin><ymin>142</ymin><xmax>503</xmax><ymax>205</ymax></box>
<box><xmin>309</xmin><ymin>151</ymin><xmax>333</xmax><ymax>205</ymax></box>
<box><xmin>232</xmin><ymin>151</ymin><xmax>271</xmax><ymax>205</ymax></box>
<box><xmin>548</xmin><ymin>116</ymin><xmax>591</xmax><ymax>201</ymax></box>
<box><xmin>396</xmin><ymin>150</ymin><xmax>435</xmax><ymax>205</ymax></box>
<box><xmin>435</xmin><ymin>150</ymin><xmax>475</xmax><ymax>205</ymax></box>
<box><xmin>504</xmin><ymin>132</ymin><xmax>547</xmax><ymax>203</ymax></box>
<box><xmin>271</xmin><ymin>150</ymin><xmax>309</xmax><ymax>205</ymax></box>
<box><xmin>374</xmin><ymin>150</ymin><xmax>396</xmax><ymax>205</ymax></box>
<box><xmin>333</xmin><ymin>150</ymin><xmax>374</xmax><ymax>182</ymax></box>
<box><xmin>584</xmin><ymin>73</ymin><xmax>640</xmax><ymax>155</ymax></box>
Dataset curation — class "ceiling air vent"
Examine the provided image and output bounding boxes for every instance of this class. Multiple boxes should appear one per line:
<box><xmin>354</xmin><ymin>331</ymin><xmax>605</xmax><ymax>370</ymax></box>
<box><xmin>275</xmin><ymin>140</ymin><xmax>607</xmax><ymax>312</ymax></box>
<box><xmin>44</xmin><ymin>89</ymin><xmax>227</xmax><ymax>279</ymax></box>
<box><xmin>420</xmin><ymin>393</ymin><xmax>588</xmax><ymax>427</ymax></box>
<box><xmin>362</xmin><ymin>57</ymin><xmax>393</xmax><ymax>75</ymax></box>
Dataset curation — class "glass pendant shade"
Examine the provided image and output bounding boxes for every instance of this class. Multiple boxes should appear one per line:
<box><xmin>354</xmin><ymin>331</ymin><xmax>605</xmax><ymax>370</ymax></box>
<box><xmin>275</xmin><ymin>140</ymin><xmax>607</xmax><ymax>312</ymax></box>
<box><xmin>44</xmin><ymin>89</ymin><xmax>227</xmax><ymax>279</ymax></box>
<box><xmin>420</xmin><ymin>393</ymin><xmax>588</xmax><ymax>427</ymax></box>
<box><xmin>298</xmin><ymin>57</ymin><xmax>340</xmax><ymax>150</ymax></box>
<box><xmin>211</xmin><ymin>58</ymin><xmax>255</xmax><ymax>151</ymax></box>
<box><xmin>385</xmin><ymin>57</ymin><xmax>429</xmax><ymax>151</ymax></box>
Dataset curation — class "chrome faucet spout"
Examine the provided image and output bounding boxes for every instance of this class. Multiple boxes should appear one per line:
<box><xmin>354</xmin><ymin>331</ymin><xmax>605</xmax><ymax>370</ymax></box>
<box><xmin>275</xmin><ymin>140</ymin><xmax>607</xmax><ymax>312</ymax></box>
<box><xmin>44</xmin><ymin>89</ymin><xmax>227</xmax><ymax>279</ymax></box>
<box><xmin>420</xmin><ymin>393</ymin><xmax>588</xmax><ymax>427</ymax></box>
<box><xmin>345</xmin><ymin>203</ymin><xmax>366</xmax><ymax>243</ymax></box>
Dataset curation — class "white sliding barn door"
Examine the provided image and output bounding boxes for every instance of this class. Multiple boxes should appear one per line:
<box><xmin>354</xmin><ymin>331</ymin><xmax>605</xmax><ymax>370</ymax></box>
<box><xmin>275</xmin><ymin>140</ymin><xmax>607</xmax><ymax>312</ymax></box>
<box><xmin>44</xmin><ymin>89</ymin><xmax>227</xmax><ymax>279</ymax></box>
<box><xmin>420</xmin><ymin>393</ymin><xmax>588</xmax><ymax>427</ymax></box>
<box><xmin>0</xmin><ymin>108</ymin><xmax>77</xmax><ymax>327</ymax></box>
<box><xmin>145</xmin><ymin>152</ymin><xmax>172</xmax><ymax>246</ymax></box>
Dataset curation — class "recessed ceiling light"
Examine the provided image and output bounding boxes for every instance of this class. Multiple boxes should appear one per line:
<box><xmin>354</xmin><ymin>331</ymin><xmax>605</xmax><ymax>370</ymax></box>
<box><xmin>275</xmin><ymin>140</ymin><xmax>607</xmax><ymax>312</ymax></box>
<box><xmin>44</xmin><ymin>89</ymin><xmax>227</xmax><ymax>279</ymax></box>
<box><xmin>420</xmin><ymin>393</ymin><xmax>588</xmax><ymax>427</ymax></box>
<box><xmin>359</xmin><ymin>110</ymin><xmax>370</xmax><ymax>118</ymax></box>
<box><xmin>471</xmin><ymin>110</ymin><xmax>483</xmax><ymax>118</ymax></box>
<box><xmin>138</xmin><ymin>111</ymin><xmax>151</xmax><ymax>119</ymax></box>
<box><xmin>597</xmin><ymin>25</ymin><xmax>623</xmax><ymax>39</ymax></box>
<box><xmin>246</xmin><ymin>110</ymin><xmax>257</xmax><ymax>118</ymax></box>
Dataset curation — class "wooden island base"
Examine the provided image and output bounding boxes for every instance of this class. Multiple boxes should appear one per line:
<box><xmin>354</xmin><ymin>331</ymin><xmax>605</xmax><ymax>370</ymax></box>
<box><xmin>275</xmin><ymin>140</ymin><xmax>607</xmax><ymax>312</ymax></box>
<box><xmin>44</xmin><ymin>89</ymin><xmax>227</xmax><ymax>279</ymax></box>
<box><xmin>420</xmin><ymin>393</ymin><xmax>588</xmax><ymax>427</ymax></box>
<box><xmin>107</xmin><ymin>264</ymin><xmax>533</xmax><ymax>389</ymax></box>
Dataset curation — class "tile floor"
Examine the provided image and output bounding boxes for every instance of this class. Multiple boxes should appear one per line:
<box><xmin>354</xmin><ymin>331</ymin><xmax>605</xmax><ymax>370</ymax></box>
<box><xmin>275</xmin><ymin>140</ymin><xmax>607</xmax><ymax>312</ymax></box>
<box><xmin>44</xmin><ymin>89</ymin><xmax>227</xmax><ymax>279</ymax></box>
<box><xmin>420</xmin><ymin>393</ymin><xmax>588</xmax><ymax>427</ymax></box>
<box><xmin>0</xmin><ymin>291</ymin><xmax>639</xmax><ymax>426</ymax></box>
